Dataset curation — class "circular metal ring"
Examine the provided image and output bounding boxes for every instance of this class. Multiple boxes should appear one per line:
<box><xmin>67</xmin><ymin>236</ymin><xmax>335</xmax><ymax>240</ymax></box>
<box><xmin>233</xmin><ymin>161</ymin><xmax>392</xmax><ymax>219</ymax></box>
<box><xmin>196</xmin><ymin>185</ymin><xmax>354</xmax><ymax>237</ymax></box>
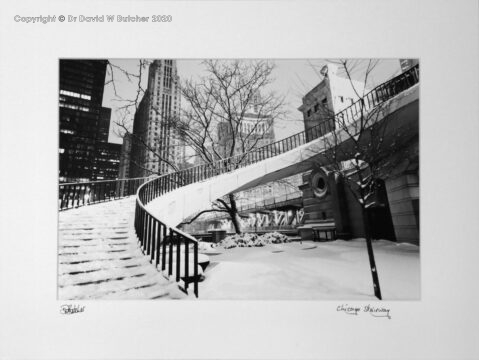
<box><xmin>310</xmin><ymin>170</ymin><xmax>328</xmax><ymax>198</ymax></box>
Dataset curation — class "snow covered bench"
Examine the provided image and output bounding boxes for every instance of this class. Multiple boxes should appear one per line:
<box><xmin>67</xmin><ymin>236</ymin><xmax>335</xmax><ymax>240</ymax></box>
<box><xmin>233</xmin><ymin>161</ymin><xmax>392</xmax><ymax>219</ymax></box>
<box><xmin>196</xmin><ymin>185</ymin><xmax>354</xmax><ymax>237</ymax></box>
<box><xmin>297</xmin><ymin>221</ymin><xmax>336</xmax><ymax>241</ymax></box>
<box><xmin>311</xmin><ymin>222</ymin><xmax>336</xmax><ymax>242</ymax></box>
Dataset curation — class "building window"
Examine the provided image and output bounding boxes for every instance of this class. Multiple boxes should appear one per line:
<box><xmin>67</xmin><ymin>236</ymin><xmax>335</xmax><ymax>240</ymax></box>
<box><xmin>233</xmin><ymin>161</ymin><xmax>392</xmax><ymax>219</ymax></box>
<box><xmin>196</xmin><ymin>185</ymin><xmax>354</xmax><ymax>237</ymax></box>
<box><xmin>339</xmin><ymin>96</ymin><xmax>344</xmax><ymax>103</ymax></box>
<box><xmin>307</xmin><ymin>109</ymin><xmax>312</xmax><ymax>117</ymax></box>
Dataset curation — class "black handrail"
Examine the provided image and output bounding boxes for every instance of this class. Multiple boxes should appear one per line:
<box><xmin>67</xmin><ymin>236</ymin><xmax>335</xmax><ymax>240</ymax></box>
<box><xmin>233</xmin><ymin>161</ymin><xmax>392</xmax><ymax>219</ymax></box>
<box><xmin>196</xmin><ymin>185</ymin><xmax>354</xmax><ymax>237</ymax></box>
<box><xmin>134</xmin><ymin>65</ymin><xmax>419</xmax><ymax>298</ymax></box>
<box><xmin>59</xmin><ymin>176</ymin><xmax>150</xmax><ymax>210</ymax></box>
<box><xmin>135</xmin><ymin>181</ymin><xmax>200</xmax><ymax>297</ymax></box>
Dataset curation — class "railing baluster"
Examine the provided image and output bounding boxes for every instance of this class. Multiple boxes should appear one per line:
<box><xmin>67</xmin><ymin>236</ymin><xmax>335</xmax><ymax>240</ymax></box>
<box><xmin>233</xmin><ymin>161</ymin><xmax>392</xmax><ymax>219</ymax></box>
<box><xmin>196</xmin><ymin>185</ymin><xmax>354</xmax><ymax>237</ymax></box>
<box><xmin>151</xmin><ymin>220</ymin><xmax>156</xmax><ymax>262</ymax></box>
<box><xmin>155</xmin><ymin>222</ymin><xmax>162</xmax><ymax>268</ymax></box>
<box><xmin>168</xmin><ymin>229</ymin><xmax>173</xmax><ymax>276</ymax></box>
<box><xmin>176</xmin><ymin>232</ymin><xmax>181</xmax><ymax>282</ymax></box>
<box><xmin>194</xmin><ymin>242</ymin><xmax>198</xmax><ymax>297</ymax></box>
<box><xmin>60</xmin><ymin>186</ymin><xmax>65</xmax><ymax>209</ymax></box>
<box><xmin>147</xmin><ymin>214</ymin><xmax>152</xmax><ymax>256</ymax></box>
<box><xmin>185</xmin><ymin>238</ymin><xmax>189</xmax><ymax>291</ymax></box>
<box><xmin>142</xmin><ymin>209</ymin><xmax>147</xmax><ymax>248</ymax></box>
<box><xmin>162</xmin><ymin>226</ymin><xmax>167</xmax><ymax>271</ymax></box>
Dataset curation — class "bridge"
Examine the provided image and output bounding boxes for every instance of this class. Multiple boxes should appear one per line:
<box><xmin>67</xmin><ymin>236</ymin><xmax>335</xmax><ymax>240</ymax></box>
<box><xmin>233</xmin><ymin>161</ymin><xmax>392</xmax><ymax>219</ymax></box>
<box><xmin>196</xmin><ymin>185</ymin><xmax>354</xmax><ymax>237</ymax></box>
<box><xmin>180</xmin><ymin>189</ymin><xmax>304</xmax><ymax>234</ymax></box>
<box><xmin>58</xmin><ymin>65</ymin><xmax>419</xmax><ymax>299</ymax></box>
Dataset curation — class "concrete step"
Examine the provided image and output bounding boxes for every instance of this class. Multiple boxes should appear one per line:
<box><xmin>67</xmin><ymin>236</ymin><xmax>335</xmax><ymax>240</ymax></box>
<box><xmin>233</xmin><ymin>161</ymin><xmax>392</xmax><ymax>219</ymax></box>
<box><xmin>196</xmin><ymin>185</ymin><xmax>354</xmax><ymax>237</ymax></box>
<box><xmin>58</xmin><ymin>197</ymin><xmax>195</xmax><ymax>300</ymax></box>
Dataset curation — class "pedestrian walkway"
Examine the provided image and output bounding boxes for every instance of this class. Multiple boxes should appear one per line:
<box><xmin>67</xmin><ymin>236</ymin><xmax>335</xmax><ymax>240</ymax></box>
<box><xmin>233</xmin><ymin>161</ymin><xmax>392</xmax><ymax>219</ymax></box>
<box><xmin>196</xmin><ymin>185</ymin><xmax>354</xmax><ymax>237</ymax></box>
<box><xmin>58</xmin><ymin>197</ymin><xmax>188</xmax><ymax>300</ymax></box>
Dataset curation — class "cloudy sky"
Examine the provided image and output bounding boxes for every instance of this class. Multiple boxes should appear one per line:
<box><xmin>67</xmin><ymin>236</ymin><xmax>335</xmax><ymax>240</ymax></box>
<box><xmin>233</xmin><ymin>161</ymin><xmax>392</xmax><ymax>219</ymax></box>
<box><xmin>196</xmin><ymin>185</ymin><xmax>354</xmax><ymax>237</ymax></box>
<box><xmin>103</xmin><ymin>59</ymin><xmax>401</xmax><ymax>144</ymax></box>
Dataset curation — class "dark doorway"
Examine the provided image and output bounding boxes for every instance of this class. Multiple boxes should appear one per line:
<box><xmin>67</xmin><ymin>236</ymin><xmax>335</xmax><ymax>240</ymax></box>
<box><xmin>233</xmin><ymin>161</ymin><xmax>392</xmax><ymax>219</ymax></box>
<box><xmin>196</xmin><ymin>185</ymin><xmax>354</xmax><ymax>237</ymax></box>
<box><xmin>367</xmin><ymin>179</ymin><xmax>396</xmax><ymax>241</ymax></box>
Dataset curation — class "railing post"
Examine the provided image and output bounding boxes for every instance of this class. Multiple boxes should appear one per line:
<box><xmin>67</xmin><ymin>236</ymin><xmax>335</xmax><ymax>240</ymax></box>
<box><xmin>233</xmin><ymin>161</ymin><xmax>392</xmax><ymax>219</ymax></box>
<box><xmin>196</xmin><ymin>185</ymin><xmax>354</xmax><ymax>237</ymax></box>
<box><xmin>134</xmin><ymin>202</ymin><xmax>139</xmax><ymax>233</ymax></box>
<box><xmin>142</xmin><ymin>210</ymin><xmax>147</xmax><ymax>248</ymax></box>
<box><xmin>176</xmin><ymin>233</ymin><xmax>181</xmax><ymax>282</ymax></box>
<box><xmin>59</xmin><ymin>186</ymin><xmax>65</xmax><ymax>209</ymax></box>
<box><xmin>185</xmin><ymin>239</ymin><xmax>189</xmax><ymax>292</ymax></box>
<box><xmin>194</xmin><ymin>242</ymin><xmax>198</xmax><ymax>297</ymax></box>
<box><xmin>162</xmin><ymin>226</ymin><xmax>167</xmax><ymax>271</ymax></box>
<box><xmin>168</xmin><ymin>229</ymin><xmax>173</xmax><ymax>276</ymax></box>
<box><xmin>146</xmin><ymin>213</ymin><xmax>151</xmax><ymax>253</ymax></box>
<box><xmin>151</xmin><ymin>220</ymin><xmax>156</xmax><ymax>262</ymax></box>
<box><xmin>155</xmin><ymin>222</ymin><xmax>162</xmax><ymax>268</ymax></box>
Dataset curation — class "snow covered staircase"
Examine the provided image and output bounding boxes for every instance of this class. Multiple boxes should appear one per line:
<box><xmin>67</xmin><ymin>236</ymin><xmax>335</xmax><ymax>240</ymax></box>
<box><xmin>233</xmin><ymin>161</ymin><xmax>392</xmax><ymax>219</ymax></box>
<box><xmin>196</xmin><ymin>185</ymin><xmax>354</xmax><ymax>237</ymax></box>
<box><xmin>58</xmin><ymin>197</ymin><xmax>190</xmax><ymax>300</ymax></box>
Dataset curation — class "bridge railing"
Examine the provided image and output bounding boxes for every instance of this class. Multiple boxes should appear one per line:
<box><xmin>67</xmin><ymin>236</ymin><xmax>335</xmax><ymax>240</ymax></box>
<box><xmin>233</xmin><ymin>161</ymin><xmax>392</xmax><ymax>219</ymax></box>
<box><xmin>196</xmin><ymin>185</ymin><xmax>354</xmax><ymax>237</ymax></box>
<box><xmin>136</xmin><ymin>180</ymin><xmax>199</xmax><ymax>297</ymax></box>
<box><xmin>59</xmin><ymin>177</ymin><xmax>149</xmax><ymax>210</ymax></box>
<box><xmin>237</xmin><ymin>190</ymin><xmax>303</xmax><ymax>212</ymax></box>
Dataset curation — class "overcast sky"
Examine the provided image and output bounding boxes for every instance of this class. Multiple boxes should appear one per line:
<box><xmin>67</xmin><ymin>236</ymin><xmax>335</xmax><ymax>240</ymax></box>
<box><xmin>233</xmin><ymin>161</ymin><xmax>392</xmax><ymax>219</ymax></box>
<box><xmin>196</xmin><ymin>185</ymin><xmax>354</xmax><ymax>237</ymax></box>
<box><xmin>103</xmin><ymin>59</ymin><xmax>401</xmax><ymax>144</ymax></box>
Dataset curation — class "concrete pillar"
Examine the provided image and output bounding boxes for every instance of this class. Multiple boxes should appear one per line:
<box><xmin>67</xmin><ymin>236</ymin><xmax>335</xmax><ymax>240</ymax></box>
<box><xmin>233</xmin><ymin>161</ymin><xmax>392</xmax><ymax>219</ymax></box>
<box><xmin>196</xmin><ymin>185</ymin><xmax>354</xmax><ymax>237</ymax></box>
<box><xmin>385</xmin><ymin>172</ymin><xmax>419</xmax><ymax>244</ymax></box>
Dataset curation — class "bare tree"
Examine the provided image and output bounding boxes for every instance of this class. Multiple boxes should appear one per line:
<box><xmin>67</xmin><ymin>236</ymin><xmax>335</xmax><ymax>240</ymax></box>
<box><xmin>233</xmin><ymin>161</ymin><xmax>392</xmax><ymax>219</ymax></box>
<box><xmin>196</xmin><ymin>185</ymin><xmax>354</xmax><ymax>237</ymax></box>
<box><xmin>106</xmin><ymin>59</ymin><xmax>286</xmax><ymax>233</ymax></box>
<box><xmin>172</xmin><ymin>60</ymin><xmax>286</xmax><ymax>233</ymax></box>
<box><xmin>108</xmin><ymin>60</ymin><xmax>192</xmax><ymax>178</ymax></box>
<box><xmin>308</xmin><ymin>59</ymin><xmax>419</xmax><ymax>299</ymax></box>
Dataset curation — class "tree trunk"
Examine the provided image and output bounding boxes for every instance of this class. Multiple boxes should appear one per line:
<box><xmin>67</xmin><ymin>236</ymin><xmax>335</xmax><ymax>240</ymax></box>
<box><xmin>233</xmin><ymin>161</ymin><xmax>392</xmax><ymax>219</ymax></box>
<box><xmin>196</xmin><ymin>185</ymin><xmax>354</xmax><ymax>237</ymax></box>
<box><xmin>228</xmin><ymin>193</ymin><xmax>241</xmax><ymax>234</ymax></box>
<box><xmin>363</xmin><ymin>207</ymin><xmax>382</xmax><ymax>300</ymax></box>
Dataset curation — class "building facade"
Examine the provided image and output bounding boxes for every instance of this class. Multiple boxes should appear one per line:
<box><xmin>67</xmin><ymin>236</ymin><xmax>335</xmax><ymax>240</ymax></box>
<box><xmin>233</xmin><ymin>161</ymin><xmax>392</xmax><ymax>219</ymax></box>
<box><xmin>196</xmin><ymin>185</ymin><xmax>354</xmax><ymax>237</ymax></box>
<box><xmin>298</xmin><ymin>63</ymin><xmax>367</xmax><ymax>141</ymax></box>
<box><xmin>399</xmin><ymin>59</ymin><xmax>419</xmax><ymax>72</ymax></box>
<box><xmin>92</xmin><ymin>142</ymin><xmax>121</xmax><ymax>180</ymax></box>
<box><xmin>217</xmin><ymin>93</ymin><xmax>275</xmax><ymax>159</ymax></box>
<box><xmin>59</xmin><ymin>59</ymin><xmax>121</xmax><ymax>182</ymax></box>
<box><xmin>59</xmin><ymin>60</ymin><xmax>108</xmax><ymax>182</ymax></box>
<box><xmin>215</xmin><ymin>93</ymin><xmax>287</xmax><ymax>214</ymax></box>
<box><xmin>296</xmin><ymin>64</ymin><xmax>420</xmax><ymax>244</ymax></box>
<box><xmin>129</xmin><ymin>59</ymin><xmax>185</xmax><ymax>178</ymax></box>
<box><xmin>119</xmin><ymin>132</ymin><xmax>132</xmax><ymax>179</ymax></box>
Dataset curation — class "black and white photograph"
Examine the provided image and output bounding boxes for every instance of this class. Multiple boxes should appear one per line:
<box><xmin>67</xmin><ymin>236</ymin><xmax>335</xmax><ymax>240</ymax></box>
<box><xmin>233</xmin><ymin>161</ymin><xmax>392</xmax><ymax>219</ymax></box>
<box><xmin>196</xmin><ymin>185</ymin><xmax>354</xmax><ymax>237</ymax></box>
<box><xmin>58</xmin><ymin>58</ymin><xmax>420</xmax><ymax>301</ymax></box>
<box><xmin>1</xmin><ymin>1</ymin><xmax>479</xmax><ymax>359</ymax></box>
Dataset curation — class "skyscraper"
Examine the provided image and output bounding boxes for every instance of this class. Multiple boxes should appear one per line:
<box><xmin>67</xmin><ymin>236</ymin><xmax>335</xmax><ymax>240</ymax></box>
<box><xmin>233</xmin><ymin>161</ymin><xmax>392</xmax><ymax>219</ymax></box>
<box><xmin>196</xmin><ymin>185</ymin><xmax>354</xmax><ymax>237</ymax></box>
<box><xmin>60</xmin><ymin>60</ymin><xmax>108</xmax><ymax>182</ymax></box>
<box><xmin>130</xmin><ymin>60</ymin><xmax>185</xmax><ymax>178</ymax></box>
<box><xmin>119</xmin><ymin>132</ymin><xmax>132</xmax><ymax>180</ymax></box>
<box><xmin>216</xmin><ymin>92</ymin><xmax>275</xmax><ymax>159</ymax></box>
<box><xmin>59</xmin><ymin>59</ymin><xmax>120</xmax><ymax>182</ymax></box>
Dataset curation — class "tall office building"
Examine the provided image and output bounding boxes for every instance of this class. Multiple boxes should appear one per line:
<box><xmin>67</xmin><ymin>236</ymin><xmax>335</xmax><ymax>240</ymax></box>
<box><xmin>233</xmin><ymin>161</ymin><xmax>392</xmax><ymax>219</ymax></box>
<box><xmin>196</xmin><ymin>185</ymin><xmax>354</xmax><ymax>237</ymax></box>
<box><xmin>92</xmin><ymin>142</ymin><xmax>121</xmax><ymax>180</ymax></box>
<box><xmin>119</xmin><ymin>132</ymin><xmax>132</xmax><ymax>180</ymax></box>
<box><xmin>59</xmin><ymin>59</ymin><xmax>120</xmax><ymax>182</ymax></box>
<box><xmin>130</xmin><ymin>59</ymin><xmax>185</xmax><ymax>178</ymax></box>
<box><xmin>217</xmin><ymin>92</ymin><xmax>275</xmax><ymax>159</ymax></box>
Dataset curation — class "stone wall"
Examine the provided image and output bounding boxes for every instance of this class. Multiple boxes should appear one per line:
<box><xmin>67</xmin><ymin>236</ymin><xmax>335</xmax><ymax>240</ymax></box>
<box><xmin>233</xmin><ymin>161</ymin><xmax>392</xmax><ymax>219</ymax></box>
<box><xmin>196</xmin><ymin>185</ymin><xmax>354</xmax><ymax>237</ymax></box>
<box><xmin>385</xmin><ymin>172</ymin><xmax>420</xmax><ymax>244</ymax></box>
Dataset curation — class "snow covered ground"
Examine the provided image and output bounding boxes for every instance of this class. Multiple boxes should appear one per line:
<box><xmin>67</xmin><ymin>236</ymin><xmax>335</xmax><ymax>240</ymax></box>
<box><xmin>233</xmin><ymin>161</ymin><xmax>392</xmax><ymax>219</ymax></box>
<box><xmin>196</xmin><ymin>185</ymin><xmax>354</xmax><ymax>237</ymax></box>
<box><xmin>58</xmin><ymin>197</ymin><xmax>419</xmax><ymax>301</ymax></box>
<box><xmin>199</xmin><ymin>239</ymin><xmax>420</xmax><ymax>300</ymax></box>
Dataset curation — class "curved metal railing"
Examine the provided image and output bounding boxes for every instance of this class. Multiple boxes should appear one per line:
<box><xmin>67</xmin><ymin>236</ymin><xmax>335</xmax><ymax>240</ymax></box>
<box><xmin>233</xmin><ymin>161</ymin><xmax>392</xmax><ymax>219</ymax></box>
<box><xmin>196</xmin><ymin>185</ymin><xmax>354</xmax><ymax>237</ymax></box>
<box><xmin>59</xmin><ymin>176</ymin><xmax>150</xmax><ymax>210</ymax></box>
<box><xmin>135</xmin><ymin>180</ymin><xmax>199</xmax><ymax>297</ymax></box>
<box><xmin>134</xmin><ymin>65</ymin><xmax>419</xmax><ymax>297</ymax></box>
